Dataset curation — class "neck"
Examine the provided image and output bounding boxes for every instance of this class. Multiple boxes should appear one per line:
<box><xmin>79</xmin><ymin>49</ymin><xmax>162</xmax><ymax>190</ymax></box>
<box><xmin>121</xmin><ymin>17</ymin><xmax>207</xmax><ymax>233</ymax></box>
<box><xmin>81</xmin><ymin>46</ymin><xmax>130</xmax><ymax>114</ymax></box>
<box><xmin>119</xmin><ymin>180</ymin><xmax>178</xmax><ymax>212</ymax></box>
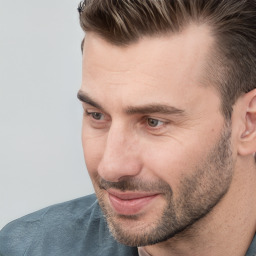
<box><xmin>143</xmin><ymin>158</ymin><xmax>256</xmax><ymax>256</ymax></box>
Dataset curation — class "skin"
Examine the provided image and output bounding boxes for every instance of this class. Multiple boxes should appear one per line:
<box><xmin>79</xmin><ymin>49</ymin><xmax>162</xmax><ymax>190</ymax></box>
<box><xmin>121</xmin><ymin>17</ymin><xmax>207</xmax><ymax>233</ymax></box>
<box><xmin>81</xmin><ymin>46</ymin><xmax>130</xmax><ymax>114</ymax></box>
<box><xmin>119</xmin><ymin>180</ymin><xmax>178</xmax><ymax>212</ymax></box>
<box><xmin>79</xmin><ymin>24</ymin><xmax>256</xmax><ymax>256</ymax></box>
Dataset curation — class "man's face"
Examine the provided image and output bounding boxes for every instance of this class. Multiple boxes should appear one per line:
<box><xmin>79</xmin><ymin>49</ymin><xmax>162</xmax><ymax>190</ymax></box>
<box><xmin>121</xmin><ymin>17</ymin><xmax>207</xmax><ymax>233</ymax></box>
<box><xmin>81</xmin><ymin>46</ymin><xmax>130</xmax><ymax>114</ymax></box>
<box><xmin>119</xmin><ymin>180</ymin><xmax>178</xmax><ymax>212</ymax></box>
<box><xmin>80</xmin><ymin>25</ymin><xmax>234</xmax><ymax>246</ymax></box>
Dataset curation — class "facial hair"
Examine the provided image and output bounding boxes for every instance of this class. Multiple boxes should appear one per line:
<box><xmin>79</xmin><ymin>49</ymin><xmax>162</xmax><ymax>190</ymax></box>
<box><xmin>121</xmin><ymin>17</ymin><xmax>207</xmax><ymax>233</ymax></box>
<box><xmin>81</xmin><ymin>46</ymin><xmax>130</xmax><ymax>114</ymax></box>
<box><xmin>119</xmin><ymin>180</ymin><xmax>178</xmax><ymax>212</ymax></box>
<box><xmin>93</xmin><ymin>123</ymin><xmax>234</xmax><ymax>247</ymax></box>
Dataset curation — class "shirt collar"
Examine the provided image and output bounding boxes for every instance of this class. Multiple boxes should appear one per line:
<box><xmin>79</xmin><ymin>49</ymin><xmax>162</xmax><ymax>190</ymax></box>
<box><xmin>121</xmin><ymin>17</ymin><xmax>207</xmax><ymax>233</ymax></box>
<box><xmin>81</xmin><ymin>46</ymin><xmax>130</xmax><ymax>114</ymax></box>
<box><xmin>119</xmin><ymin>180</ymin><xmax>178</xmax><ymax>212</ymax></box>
<box><xmin>138</xmin><ymin>233</ymin><xmax>256</xmax><ymax>256</ymax></box>
<box><xmin>246</xmin><ymin>233</ymin><xmax>256</xmax><ymax>256</ymax></box>
<box><xmin>138</xmin><ymin>247</ymin><xmax>152</xmax><ymax>256</ymax></box>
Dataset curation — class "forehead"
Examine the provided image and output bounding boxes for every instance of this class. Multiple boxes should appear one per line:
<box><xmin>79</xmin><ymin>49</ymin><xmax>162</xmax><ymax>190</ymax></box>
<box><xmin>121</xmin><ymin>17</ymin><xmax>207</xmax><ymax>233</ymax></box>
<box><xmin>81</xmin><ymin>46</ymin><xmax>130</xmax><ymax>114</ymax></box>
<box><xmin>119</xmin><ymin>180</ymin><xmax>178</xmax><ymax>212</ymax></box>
<box><xmin>83</xmin><ymin>24</ymin><xmax>213</xmax><ymax>73</ymax></box>
<box><xmin>81</xmin><ymin>24</ymin><xmax>218</xmax><ymax>113</ymax></box>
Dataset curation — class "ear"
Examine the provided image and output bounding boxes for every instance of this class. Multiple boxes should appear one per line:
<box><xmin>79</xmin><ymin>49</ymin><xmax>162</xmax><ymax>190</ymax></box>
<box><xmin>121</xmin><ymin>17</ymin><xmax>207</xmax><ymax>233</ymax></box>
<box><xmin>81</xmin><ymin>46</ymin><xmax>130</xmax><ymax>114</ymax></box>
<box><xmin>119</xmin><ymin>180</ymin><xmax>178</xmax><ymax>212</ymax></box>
<box><xmin>237</xmin><ymin>89</ymin><xmax>256</xmax><ymax>156</ymax></box>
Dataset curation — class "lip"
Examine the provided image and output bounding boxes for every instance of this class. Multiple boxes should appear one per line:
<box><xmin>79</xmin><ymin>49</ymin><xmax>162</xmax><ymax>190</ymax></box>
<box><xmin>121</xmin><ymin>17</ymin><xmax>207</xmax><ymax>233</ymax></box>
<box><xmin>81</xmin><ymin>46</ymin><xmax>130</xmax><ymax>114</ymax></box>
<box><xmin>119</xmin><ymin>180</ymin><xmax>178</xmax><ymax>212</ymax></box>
<box><xmin>107</xmin><ymin>189</ymin><xmax>160</xmax><ymax>216</ymax></box>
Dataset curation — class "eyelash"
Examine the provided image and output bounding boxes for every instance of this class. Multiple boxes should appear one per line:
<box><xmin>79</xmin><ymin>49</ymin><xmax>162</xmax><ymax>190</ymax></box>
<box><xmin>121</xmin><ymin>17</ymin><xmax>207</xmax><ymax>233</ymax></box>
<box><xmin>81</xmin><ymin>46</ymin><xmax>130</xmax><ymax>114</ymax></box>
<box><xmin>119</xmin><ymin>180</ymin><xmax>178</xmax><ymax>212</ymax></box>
<box><xmin>84</xmin><ymin>110</ymin><xmax>168</xmax><ymax>131</ymax></box>
<box><xmin>143</xmin><ymin>116</ymin><xmax>166</xmax><ymax>129</ymax></box>
<box><xmin>85</xmin><ymin>110</ymin><xmax>104</xmax><ymax>120</ymax></box>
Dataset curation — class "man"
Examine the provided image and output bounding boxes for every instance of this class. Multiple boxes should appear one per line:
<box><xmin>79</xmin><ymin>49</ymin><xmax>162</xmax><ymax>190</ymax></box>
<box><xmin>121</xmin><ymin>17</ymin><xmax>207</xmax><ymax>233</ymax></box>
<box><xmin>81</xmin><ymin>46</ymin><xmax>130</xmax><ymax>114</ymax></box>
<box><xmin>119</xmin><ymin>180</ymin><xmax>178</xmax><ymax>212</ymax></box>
<box><xmin>1</xmin><ymin>0</ymin><xmax>256</xmax><ymax>255</ymax></box>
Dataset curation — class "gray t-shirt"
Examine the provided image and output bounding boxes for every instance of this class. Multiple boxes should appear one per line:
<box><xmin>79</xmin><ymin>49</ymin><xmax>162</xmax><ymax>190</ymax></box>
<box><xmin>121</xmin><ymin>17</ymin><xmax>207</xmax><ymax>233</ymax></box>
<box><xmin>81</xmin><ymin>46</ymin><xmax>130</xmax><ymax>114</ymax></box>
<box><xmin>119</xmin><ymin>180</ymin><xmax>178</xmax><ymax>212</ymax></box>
<box><xmin>0</xmin><ymin>194</ymin><xmax>255</xmax><ymax>256</ymax></box>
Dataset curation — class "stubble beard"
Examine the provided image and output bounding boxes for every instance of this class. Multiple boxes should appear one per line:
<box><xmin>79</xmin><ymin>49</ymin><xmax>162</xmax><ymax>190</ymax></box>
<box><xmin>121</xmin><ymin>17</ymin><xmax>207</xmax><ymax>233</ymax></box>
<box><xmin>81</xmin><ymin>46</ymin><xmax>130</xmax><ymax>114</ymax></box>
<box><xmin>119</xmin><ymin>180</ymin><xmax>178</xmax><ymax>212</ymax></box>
<box><xmin>93</xmin><ymin>123</ymin><xmax>234</xmax><ymax>247</ymax></box>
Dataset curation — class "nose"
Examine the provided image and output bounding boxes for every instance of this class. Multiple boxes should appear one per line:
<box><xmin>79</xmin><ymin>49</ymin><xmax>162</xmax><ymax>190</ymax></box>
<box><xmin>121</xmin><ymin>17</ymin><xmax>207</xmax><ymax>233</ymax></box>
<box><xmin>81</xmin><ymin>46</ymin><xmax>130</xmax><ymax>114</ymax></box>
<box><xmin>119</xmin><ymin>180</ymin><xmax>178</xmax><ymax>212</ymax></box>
<box><xmin>97</xmin><ymin>123</ymin><xmax>142</xmax><ymax>182</ymax></box>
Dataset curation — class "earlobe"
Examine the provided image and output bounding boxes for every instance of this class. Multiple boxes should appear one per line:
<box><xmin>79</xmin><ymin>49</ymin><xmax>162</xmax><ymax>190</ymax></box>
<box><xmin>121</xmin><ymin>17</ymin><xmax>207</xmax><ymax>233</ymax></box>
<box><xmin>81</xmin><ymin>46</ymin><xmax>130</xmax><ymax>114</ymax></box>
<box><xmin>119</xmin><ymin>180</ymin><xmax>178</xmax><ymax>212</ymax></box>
<box><xmin>238</xmin><ymin>90</ymin><xmax>256</xmax><ymax>156</ymax></box>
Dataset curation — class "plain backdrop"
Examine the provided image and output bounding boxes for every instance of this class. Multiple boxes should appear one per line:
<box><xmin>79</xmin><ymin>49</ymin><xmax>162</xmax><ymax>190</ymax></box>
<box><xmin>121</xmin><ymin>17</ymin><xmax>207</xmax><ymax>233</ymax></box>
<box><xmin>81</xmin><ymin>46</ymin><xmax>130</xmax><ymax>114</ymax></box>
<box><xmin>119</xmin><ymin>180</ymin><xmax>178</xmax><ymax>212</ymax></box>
<box><xmin>0</xmin><ymin>0</ymin><xmax>94</xmax><ymax>229</ymax></box>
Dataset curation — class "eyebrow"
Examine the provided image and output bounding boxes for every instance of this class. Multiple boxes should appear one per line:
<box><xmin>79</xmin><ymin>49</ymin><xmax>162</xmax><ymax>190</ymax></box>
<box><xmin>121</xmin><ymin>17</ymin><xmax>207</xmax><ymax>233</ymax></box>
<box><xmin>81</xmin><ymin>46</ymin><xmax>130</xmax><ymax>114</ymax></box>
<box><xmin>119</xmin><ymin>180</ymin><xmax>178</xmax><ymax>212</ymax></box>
<box><xmin>77</xmin><ymin>90</ymin><xmax>104</xmax><ymax>110</ymax></box>
<box><xmin>125</xmin><ymin>105</ymin><xmax>185</xmax><ymax>115</ymax></box>
<box><xmin>77</xmin><ymin>90</ymin><xmax>185</xmax><ymax>116</ymax></box>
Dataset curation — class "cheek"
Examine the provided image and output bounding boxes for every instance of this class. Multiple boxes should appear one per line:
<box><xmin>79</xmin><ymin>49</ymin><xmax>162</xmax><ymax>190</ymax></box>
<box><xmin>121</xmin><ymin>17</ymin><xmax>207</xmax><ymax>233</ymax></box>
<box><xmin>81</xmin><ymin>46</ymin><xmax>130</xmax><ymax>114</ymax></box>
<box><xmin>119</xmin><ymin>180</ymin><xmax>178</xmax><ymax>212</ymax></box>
<box><xmin>142</xmin><ymin>139</ymin><xmax>210</xmax><ymax>190</ymax></box>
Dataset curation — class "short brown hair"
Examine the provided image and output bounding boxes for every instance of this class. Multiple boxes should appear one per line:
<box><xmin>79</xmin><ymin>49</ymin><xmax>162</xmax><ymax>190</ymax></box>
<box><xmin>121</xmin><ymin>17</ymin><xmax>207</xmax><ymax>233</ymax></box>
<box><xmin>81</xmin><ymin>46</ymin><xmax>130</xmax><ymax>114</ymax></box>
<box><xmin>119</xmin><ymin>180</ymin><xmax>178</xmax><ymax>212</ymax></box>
<box><xmin>78</xmin><ymin>0</ymin><xmax>256</xmax><ymax>119</ymax></box>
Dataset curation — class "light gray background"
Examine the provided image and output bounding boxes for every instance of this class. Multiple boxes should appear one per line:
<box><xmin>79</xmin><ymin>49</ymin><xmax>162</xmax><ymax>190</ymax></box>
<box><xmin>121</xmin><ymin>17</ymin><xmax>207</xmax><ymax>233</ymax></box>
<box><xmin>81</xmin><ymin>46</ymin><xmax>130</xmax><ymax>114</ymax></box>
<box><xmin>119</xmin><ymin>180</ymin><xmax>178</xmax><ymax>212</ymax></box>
<box><xmin>0</xmin><ymin>0</ymin><xmax>94</xmax><ymax>229</ymax></box>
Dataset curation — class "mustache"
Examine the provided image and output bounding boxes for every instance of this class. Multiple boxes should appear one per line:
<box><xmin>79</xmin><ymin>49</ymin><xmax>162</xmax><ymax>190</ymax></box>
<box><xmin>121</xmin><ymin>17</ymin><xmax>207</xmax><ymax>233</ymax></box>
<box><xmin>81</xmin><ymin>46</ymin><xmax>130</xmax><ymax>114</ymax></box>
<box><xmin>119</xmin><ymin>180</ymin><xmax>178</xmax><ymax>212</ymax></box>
<box><xmin>98</xmin><ymin>177</ymin><xmax>173</xmax><ymax>194</ymax></box>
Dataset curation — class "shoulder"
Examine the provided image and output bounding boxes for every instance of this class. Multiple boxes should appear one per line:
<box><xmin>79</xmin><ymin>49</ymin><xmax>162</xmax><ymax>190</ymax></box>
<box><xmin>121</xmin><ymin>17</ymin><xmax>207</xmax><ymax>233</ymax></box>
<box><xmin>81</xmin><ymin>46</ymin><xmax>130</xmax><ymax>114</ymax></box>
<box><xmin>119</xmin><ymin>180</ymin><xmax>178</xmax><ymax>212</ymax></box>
<box><xmin>0</xmin><ymin>194</ymin><xmax>98</xmax><ymax>255</ymax></box>
<box><xmin>0</xmin><ymin>194</ymin><xmax>138</xmax><ymax>256</ymax></box>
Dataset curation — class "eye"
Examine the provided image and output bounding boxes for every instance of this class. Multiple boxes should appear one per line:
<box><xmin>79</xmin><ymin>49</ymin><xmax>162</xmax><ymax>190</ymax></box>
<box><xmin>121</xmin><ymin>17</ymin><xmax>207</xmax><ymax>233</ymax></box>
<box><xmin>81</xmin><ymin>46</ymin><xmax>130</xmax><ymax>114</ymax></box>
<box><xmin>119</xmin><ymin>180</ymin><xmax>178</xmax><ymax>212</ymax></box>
<box><xmin>91</xmin><ymin>112</ymin><xmax>104</xmax><ymax>120</ymax></box>
<box><xmin>147</xmin><ymin>118</ymin><xmax>164</xmax><ymax>128</ymax></box>
<box><xmin>86</xmin><ymin>111</ymin><xmax>105</xmax><ymax>121</ymax></box>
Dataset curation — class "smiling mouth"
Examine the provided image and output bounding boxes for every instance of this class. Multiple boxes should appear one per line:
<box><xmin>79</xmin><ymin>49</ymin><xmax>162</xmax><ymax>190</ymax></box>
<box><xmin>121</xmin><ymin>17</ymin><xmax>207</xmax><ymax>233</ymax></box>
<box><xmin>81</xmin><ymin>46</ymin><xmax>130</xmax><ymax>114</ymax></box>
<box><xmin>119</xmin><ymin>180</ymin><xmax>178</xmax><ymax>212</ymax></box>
<box><xmin>107</xmin><ymin>189</ymin><xmax>160</xmax><ymax>216</ymax></box>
